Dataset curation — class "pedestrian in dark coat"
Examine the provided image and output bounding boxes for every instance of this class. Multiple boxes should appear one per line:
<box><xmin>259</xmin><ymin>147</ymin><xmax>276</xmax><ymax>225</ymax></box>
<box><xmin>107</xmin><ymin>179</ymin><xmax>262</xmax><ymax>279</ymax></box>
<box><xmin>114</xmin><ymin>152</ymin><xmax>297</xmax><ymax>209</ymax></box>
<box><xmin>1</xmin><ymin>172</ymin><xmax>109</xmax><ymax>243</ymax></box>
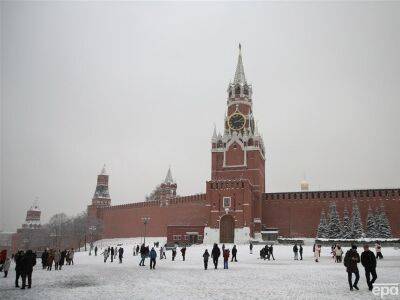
<box><xmin>264</xmin><ymin>245</ymin><xmax>270</xmax><ymax>260</ymax></box>
<box><xmin>361</xmin><ymin>245</ymin><xmax>377</xmax><ymax>291</ymax></box>
<box><xmin>94</xmin><ymin>246</ymin><xmax>98</xmax><ymax>256</ymax></box>
<box><xmin>344</xmin><ymin>245</ymin><xmax>361</xmax><ymax>291</ymax></box>
<box><xmin>21</xmin><ymin>250</ymin><xmax>36</xmax><ymax>289</ymax></box>
<box><xmin>14</xmin><ymin>250</ymin><xmax>24</xmax><ymax>287</ymax></box>
<box><xmin>110</xmin><ymin>247</ymin><xmax>115</xmax><ymax>262</ymax></box>
<box><xmin>231</xmin><ymin>245</ymin><xmax>238</xmax><ymax>262</ymax></box>
<box><xmin>47</xmin><ymin>249</ymin><xmax>54</xmax><ymax>271</ymax></box>
<box><xmin>211</xmin><ymin>243</ymin><xmax>221</xmax><ymax>269</ymax></box>
<box><xmin>180</xmin><ymin>246</ymin><xmax>186</xmax><ymax>261</ymax></box>
<box><xmin>299</xmin><ymin>245</ymin><xmax>303</xmax><ymax>260</ymax></box>
<box><xmin>41</xmin><ymin>250</ymin><xmax>48</xmax><ymax>269</ymax></box>
<box><xmin>293</xmin><ymin>244</ymin><xmax>299</xmax><ymax>260</ymax></box>
<box><xmin>149</xmin><ymin>247</ymin><xmax>157</xmax><ymax>269</ymax></box>
<box><xmin>59</xmin><ymin>250</ymin><xmax>66</xmax><ymax>270</ymax></box>
<box><xmin>118</xmin><ymin>247</ymin><xmax>124</xmax><ymax>263</ymax></box>
<box><xmin>136</xmin><ymin>245</ymin><xmax>140</xmax><ymax>256</ymax></box>
<box><xmin>269</xmin><ymin>245</ymin><xmax>275</xmax><ymax>260</ymax></box>
<box><xmin>139</xmin><ymin>244</ymin><xmax>146</xmax><ymax>266</ymax></box>
<box><xmin>249</xmin><ymin>242</ymin><xmax>253</xmax><ymax>254</ymax></box>
<box><xmin>203</xmin><ymin>249</ymin><xmax>210</xmax><ymax>270</ymax></box>
<box><xmin>172</xmin><ymin>246</ymin><xmax>177</xmax><ymax>261</ymax></box>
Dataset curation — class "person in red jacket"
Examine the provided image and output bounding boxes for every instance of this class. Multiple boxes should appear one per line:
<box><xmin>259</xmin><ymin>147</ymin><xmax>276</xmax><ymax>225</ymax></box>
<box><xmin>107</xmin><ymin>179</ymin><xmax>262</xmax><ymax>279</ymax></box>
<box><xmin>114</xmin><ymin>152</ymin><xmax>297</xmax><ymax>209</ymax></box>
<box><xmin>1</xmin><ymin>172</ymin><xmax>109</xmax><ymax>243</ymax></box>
<box><xmin>223</xmin><ymin>248</ymin><xmax>230</xmax><ymax>269</ymax></box>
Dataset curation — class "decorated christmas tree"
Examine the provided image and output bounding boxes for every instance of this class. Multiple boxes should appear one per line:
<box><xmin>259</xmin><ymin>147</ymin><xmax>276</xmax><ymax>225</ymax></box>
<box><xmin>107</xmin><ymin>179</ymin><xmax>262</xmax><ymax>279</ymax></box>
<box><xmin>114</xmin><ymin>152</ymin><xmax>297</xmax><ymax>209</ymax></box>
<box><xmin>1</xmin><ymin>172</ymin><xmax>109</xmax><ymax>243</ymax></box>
<box><xmin>317</xmin><ymin>209</ymin><xmax>328</xmax><ymax>238</ymax></box>
<box><xmin>326</xmin><ymin>202</ymin><xmax>342</xmax><ymax>239</ymax></box>
<box><xmin>366</xmin><ymin>206</ymin><xmax>377</xmax><ymax>238</ymax></box>
<box><xmin>341</xmin><ymin>206</ymin><xmax>352</xmax><ymax>239</ymax></box>
<box><xmin>351</xmin><ymin>201</ymin><xmax>363</xmax><ymax>239</ymax></box>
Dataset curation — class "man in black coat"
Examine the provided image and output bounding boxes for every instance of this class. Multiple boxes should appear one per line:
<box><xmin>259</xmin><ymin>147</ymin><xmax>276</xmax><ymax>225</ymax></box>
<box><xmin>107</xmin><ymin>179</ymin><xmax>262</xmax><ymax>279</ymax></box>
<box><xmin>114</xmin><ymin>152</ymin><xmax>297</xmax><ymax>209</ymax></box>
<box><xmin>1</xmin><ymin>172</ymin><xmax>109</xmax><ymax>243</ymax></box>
<box><xmin>361</xmin><ymin>244</ymin><xmax>378</xmax><ymax>291</ymax></box>
<box><xmin>231</xmin><ymin>245</ymin><xmax>238</xmax><ymax>262</ymax></box>
<box><xmin>21</xmin><ymin>250</ymin><xmax>36</xmax><ymax>289</ymax></box>
<box><xmin>59</xmin><ymin>250</ymin><xmax>66</xmax><ymax>270</ymax></box>
<box><xmin>41</xmin><ymin>250</ymin><xmax>48</xmax><ymax>269</ymax></box>
<box><xmin>110</xmin><ymin>247</ymin><xmax>114</xmax><ymax>262</ymax></box>
<box><xmin>211</xmin><ymin>243</ymin><xmax>221</xmax><ymax>269</ymax></box>
<box><xmin>14</xmin><ymin>250</ymin><xmax>24</xmax><ymax>288</ymax></box>
<box><xmin>344</xmin><ymin>245</ymin><xmax>361</xmax><ymax>291</ymax></box>
<box><xmin>299</xmin><ymin>245</ymin><xmax>303</xmax><ymax>260</ymax></box>
<box><xmin>118</xmin><ymin>247</ymin><xmax>124</xmax><ymax>263</ymax></box>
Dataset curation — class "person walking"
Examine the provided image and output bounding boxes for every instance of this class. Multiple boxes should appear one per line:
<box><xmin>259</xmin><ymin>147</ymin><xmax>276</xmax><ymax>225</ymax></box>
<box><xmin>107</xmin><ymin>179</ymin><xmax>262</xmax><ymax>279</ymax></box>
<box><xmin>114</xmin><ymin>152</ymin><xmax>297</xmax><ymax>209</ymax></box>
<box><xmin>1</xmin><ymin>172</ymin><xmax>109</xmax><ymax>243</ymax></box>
<box><xmin>293</xmin><ymin>244</ymin><xmax>299</xmax><ymax>260</ymax></box>
<box><xmin>41</xmin><ymin>249</ymin><xmax>48</xmax><ymax>269</ymax></box>
<box><xmin>314</xmin><ymin>245</ymin><xmax>321</xmax><ymax>262</ymax></box>
<box><xmin>136</xmin><ymin>245</ymin><xmax>140</xmax><ymax>256</ymax></box>
<box><xmin>149</xmin><ymin>247</ymin><xmax>157</xmax><ymax>270</ymax></box>
<box><xmin>172</xmin><ymin>245</ymin><xmax>177</xmax><ymax>261</ymax></box>
<box><xmin>375</xmin><ymin>242</ymin><xmax>383</xmax><ymax>259</ymax></box>
<box><xmin>47</xmin><ymin>249</ymin><xmax>54</xmax><ymax>271</ymax></box>
<box><xmin>344</xmin><ymin>245</ymin><xmax>361</xmax><ymax>291</ymax></box>
<box><xmin>118</xmin><ymin>247</ymin><xmax>124</xmax><ymax>263</ymax></box>
<box><xmin>231</xmin><ymin>245</ymin><xmax>238</xmax><ymax>262</ymax></box>
<box><xmin>59</xmin><ymin>250</ymin><xmax>66</xmax><ymax>270</ymax></box>
<box><xmin>139</xmin><ymin>244</ymin><xmax>146</xmax><ymax>266</ymax></box>
<box><xmin>181</xmin><ymin>246</ymin><xmax>186</xmax><ymax>261</ymax></box>
<box><xmin>203</xmin><ymin>249</ymin><xmax>210</xmax><ymax>270</ymax></box>
<box><xmin>249</xmin><ymin>242</ymin><xmax>253</xmax><ymax>254</ymax></box>
<box><xmin>159</xmin><ymin>246</ymin><xmax>164</xmax><ymax>260</ymax></box>
<box><xmin>94</xmin><ymin>246</ymin><xmax>98</xmax><ymax>256</ymax></box>
<box><xmin>223</xmin><ymin>248</ymin><xmax>230</xmax><ymax>269</ymax></box>
<box><xmin>211</xmin><ymin>243</ymin><xmax>221</xmax><ymax>269</ymax></box>
<box><xmin>299</xmin><ymin>245</ymin><xmax>303</xmax><ymax>260</ymax></box>
<box><xmin>14</xmin><ymin>250</ymin><xmax>24</xmax><ymax>287</ymax></box>
<box><xmin>361</xmin><ymin>244</ymin><xmax>377</xmax><ymax>291</ymax></box>
<box><xmin>102</xmin><ymin>248</ymin><xmax>109</xmax><ymax>263</ymax></box>
<box><xmin>3</xmin><ymin>257</ymin><xmax>11</xmax><ymax>278</ymax></box>
<box><xmin>21</xmin><ymin>250</ymin><xmax>36</xmax><ymax>289</ymax></box>
<box><xmin>110</xmin><ymin>247</ymin><xmax>115</xmax><ymax>263</ymax></box>
<box><xmin>269</xmin><ymin>245</ymin><xmax>275</xmax><ymax>260</ymax></box>
<box><xmin>335</xmin><ymin>245</ymin><xmax>343</xmax><ymax>263</ymax></box>
<box><xmin>54</xmin><ymin>250</ymin><xmax>61</xmax><ymax>271</ymax></box>
<box><xmin>69</xmin><ymin>249</ymin><xmax>75</xmax><ymax>265</ymax></box>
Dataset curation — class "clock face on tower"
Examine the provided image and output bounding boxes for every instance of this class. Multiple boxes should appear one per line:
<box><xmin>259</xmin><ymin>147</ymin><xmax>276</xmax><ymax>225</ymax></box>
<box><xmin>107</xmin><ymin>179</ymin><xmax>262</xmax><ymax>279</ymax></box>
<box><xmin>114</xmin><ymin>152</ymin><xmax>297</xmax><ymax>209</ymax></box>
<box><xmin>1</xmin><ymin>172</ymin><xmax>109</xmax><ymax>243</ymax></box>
<box><xmin>228</xmin><ymin>113</ymin><xmax>245</xmax><ymax>130</ymax></box>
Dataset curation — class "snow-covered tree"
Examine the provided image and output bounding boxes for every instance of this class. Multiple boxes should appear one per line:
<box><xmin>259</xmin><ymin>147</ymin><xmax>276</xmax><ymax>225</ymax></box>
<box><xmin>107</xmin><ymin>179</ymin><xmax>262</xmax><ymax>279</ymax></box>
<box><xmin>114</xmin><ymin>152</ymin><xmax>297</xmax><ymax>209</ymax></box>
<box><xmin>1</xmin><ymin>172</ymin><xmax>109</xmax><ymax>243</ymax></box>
<box><xmin>341</xmin><ymin>206</ymin><xmax>352</xmax><ymax>239</ymax></box>
<box><xmin>351</xmin><ymin>201</ymin><xmax>363</xmax><ymax>239</ymax></box>
<box><xmin>366</xmin><ymin>206</ymin><xmax>377</xmax><ymax>238</ymax></box>
<box><xmin>326</xmin><ymin>202</ymin><xmax>342</xmax><ymax>239</ymax></box>
<box><xmin>375</xmin><ymin>205</ymin><xmax>392</xmax><ymax>238</ymax></box>
<box><xmin>317</xmin><ymin>210</ymin><xmax>328</xmax><ymax>238</ymax></box>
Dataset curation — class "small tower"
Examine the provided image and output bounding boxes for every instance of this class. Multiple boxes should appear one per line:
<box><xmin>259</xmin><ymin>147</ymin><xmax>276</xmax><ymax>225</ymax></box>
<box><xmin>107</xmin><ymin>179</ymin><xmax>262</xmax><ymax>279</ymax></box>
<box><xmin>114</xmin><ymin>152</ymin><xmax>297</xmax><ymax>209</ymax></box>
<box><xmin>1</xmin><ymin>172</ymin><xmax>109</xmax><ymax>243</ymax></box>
<box><xmin>300</xmin><ymin>179</ymin><xmax>310</xmax><ymax>191</ymax></box>
<box><xmin>22</xmin><ymin>199</ymin><xmax>41</xmax><ymax>229</ymax></box>
<box><xmin>92</xmin><ymin>164</ymin><xmax>111</xmax><ymax>207</ymax></box>
<box><xmin>146</xmin><ymin>167</ymin><xmax>178</xmax><ymax>203</ymax></box>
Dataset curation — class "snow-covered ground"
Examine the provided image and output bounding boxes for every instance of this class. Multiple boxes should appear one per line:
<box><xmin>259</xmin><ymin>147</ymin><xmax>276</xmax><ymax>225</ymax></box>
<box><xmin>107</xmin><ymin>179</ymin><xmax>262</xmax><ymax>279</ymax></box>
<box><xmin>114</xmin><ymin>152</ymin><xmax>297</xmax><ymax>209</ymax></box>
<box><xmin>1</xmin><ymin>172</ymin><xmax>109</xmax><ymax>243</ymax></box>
<box><xmin>1</xmin><ymin>238</ymin><xmax>400</xmax><ymax>299</ymax></box>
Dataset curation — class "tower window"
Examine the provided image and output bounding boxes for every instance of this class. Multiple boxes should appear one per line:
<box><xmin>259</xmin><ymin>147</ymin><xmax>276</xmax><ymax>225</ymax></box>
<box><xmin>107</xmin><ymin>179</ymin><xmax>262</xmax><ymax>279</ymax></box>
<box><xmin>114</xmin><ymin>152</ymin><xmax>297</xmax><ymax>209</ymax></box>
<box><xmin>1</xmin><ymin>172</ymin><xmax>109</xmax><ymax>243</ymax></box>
<box><xmin>235</xmin><ymin>86</ymin><xmax>241</xmax><ymax>95</ymax></box>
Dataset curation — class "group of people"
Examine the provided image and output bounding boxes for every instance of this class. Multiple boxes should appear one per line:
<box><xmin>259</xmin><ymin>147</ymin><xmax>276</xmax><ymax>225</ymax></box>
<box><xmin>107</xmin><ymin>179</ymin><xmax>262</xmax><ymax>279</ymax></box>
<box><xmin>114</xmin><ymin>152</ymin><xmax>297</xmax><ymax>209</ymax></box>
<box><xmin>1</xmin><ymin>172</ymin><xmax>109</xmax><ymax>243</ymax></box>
<box><xmin>101</xmin><ymin>246</ymin><xmax>124</xmax><ymax>263</ymax></box>
<box><xmin>41</xmin><ymin>248</ymin><xmax>75</xmax><ymax>271</ymax></box>
<box><xmin>13</xmin><ymin>250</ymin><xmax>37</xmax><ymax>289</ymax></box>
<box><xmin>259</xmin><ymin>245</ymin><xmax>275</xmax><ymax>260</ymax></box>
<box><xmin>330</xmin><ymin>244</ymin><xmax>343</xmax><ymax>262</ymax></box>
<box><xmin>202</xmin><ymin>243</ymin><xmax>239</xmax><ymax>270</ymax></box>
<box><xmin>344</xmin><ymin>244</ymin><xmax>378</xmax><ymax>291</ymax></box>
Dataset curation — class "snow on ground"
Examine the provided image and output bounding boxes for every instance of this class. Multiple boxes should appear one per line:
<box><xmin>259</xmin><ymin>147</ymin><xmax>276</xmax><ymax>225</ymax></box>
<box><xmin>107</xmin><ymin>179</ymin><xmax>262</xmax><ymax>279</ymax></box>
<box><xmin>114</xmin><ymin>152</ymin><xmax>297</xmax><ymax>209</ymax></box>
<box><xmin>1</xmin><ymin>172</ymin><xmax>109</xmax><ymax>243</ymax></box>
<box><xmin>1</xmin><ymin>238</ymin><xmax>400</xmax><ymax>300</ymax></box>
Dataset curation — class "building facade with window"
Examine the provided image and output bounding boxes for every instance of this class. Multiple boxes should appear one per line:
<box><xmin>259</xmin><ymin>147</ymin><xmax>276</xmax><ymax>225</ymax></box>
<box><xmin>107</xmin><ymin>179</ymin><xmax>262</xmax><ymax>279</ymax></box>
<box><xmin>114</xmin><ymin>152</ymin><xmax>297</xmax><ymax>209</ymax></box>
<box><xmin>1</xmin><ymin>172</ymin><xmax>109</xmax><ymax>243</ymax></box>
<box><xmin>87</xmin><ymin>46</ymin><xmax>400</xmax><ymax>244</ymax></box>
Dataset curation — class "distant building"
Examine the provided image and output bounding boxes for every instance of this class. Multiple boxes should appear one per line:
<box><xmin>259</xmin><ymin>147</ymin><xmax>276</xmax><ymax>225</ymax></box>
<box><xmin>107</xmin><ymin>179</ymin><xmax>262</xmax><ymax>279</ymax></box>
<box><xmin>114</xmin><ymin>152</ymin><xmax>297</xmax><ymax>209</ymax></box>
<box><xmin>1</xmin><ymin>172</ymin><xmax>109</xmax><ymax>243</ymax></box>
<box><xmin>146</xmin><ymin>167</ymin><xmax>177</xmax><ymax>203</ymax></box>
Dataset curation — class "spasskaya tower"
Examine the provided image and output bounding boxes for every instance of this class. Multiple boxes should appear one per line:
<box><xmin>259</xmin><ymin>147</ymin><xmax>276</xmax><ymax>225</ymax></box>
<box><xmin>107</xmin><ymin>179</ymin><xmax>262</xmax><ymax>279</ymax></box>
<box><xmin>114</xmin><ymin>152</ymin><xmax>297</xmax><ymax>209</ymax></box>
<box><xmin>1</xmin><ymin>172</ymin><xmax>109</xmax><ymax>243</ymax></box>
<box><xmin>211</xmin><ymin>44</ymin><xmax>265</xmax><ymax>192</ymax></box>
<box><xmin>205</xmin><ymin>45</ymin><xmax>266</xmax><ymax>244</ymax></box>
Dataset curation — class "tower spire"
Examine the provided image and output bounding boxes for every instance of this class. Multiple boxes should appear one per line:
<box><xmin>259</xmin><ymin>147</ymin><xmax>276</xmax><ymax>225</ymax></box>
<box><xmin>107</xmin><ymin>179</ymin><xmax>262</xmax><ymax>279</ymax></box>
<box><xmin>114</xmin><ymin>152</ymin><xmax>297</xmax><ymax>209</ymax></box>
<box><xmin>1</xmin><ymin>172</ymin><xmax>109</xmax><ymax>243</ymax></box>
<box><xmin>234</xmin><ymin>43</ymin><xmax>246</xmax><ymax>85</ymax></box>
<box><xmin>164</xmin><ymin>166</ymin><xmax>174</xmax><ymax>184</ymax></box>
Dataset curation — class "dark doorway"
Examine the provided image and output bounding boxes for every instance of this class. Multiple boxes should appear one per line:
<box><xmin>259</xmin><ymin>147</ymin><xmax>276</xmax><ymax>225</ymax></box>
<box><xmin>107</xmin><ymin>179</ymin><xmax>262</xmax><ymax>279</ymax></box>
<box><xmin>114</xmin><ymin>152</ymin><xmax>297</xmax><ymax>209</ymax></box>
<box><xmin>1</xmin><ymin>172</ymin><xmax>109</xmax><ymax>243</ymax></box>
<box><xmin>220</xmin><ymin>215</ymin><xmax>235</xmax><ymax>243</ymax></box>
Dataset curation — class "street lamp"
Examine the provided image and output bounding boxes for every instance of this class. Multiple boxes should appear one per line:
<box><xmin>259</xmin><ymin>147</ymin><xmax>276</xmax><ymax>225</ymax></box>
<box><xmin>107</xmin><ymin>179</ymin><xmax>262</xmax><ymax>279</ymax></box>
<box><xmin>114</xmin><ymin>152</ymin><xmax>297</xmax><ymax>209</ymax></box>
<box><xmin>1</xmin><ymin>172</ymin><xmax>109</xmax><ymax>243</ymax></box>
<box><xmin>141</xmin><ymin>217</ymin><xmax>150</xmax><ymax>245</ymax></box>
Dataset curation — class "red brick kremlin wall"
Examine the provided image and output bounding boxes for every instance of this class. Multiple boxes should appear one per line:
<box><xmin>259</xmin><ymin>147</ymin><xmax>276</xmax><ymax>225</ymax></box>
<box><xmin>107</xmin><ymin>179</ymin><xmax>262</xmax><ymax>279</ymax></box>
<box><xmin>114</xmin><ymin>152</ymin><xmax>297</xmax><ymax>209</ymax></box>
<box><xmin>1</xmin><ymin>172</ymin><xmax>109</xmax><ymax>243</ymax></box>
<box><xmin>95</xmin><ymin>194</ymin><xmax>209</xmax><ymax>238</ymax></box>
<box><xmin>262</xmin><ymin>188</ymin><xmax>400</xmax><ymax>238</ymax></box>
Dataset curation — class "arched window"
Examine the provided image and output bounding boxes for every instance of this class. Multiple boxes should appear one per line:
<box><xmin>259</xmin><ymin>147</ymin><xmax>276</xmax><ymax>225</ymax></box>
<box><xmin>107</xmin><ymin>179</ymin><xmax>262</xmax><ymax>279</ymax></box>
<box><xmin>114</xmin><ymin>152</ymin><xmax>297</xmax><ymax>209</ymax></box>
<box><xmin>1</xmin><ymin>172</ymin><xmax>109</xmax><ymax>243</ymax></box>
<box><xmin>235</xmin><ymin>86</ymin><xmax>241</xmax><ymax>95</ymax></box>
<box><xmin>243</xmin><ymin>85</ymin><xmax>249</xmax><ymax>95</ymax></box>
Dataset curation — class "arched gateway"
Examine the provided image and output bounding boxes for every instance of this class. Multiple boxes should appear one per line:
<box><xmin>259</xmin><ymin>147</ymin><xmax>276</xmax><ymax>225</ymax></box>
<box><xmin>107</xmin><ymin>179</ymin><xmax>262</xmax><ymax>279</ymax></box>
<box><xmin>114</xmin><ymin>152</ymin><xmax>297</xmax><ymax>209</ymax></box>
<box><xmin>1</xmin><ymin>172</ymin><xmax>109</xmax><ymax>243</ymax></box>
<box><xmin>219</xmin><ymin>214</ymin><xmax>235</xmax><ymax>243</ymax></box>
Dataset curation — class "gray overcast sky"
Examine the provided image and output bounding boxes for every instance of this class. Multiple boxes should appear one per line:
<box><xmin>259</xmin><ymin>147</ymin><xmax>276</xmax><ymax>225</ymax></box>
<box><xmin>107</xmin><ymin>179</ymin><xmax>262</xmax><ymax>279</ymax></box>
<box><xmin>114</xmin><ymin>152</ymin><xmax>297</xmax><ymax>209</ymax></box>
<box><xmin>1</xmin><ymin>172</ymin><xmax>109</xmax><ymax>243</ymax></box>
<box><xmin>1</xmin><ymin>1</ymin><xmax>400</xmax><ymax>231</ymax></box>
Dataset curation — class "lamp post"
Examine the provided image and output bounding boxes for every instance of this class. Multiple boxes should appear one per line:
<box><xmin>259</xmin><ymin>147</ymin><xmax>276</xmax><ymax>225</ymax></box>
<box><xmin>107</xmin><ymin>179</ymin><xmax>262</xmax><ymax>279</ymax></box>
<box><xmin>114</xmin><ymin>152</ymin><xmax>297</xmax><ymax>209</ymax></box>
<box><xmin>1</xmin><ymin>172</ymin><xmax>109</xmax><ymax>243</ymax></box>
<box><xmin>141</xmin><ymin>217</ymin><xmax>150</xmax><ymax>245</ymax></box>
